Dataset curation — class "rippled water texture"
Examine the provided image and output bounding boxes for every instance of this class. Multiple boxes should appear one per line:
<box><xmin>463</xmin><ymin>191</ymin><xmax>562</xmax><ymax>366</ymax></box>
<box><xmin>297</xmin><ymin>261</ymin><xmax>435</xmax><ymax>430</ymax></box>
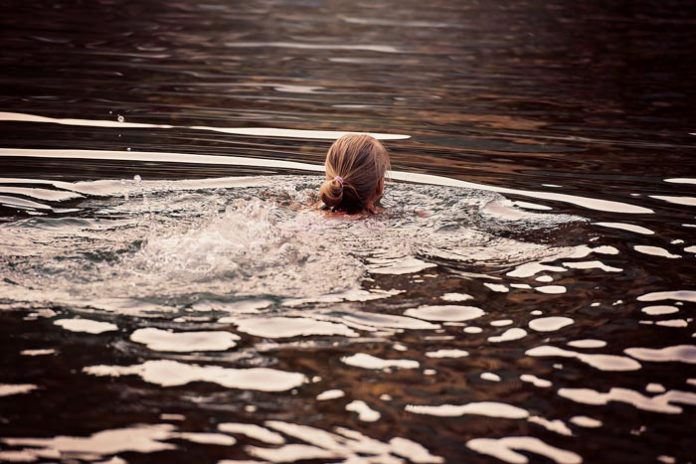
<box><xmin>1</xmin><ymin>1</ymin><xmax>695</xmax><ymax>463</ymax></box>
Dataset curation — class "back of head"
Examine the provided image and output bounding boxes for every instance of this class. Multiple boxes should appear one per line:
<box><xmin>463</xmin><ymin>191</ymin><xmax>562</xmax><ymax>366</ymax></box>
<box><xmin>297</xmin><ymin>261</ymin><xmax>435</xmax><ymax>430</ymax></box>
<box><xmin>319</xmin><ymin>134</ymin><xmax>390</xmax><ymax>213</ymax></box>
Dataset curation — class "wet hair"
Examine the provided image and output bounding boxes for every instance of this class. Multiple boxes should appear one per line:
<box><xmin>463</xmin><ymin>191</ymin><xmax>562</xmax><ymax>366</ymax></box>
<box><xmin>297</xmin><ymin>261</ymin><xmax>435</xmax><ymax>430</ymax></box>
<box><xmin>319</xmin><ymin>134</ymin><xmax>390</xmax><ymax>213</ymax></box>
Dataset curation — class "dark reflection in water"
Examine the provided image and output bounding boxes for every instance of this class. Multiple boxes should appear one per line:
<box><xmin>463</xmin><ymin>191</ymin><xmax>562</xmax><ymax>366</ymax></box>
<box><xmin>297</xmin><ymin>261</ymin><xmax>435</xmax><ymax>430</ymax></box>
<box><xmin>1</xmin><ymin>1</ymin><xmax>695</xmax><ymax>463</ymax></box>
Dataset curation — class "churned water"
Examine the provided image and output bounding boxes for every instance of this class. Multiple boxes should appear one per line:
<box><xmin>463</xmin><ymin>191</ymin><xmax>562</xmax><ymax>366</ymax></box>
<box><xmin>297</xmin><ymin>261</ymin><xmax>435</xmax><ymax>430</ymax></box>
<box><xmin>1</xmin><ymin>0</ymin><xmax>695</xmax><ymax>463</ymax></box>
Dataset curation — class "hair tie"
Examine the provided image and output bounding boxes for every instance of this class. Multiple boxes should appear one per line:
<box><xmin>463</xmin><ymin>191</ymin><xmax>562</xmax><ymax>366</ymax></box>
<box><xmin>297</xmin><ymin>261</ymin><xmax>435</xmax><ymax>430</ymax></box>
<box><xmin>334</xmin><ymin>176</ymin><xmax>344</xmax><ymax>186</ymax></box>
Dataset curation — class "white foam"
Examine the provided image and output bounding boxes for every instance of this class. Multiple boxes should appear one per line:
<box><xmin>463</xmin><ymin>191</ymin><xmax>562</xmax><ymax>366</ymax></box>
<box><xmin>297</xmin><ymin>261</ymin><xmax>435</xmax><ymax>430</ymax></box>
<box><xmin>641</xmin><ymin>305</ymin><xmax>679</xmax><ymax>316</ymax></box>
<box><xmin>406</xmin><ymin>402</ymin><xmax>529</xmax><ymax>419</ymax></box>
<box><xmin>316</xmin><ymin>389</ymin><xmax>345</xmax><ymax>401</ymax></box>
<box><xmin>1</xmin><ymin>424</ymin><xmax>176</xmax><ymax>458</ymax></box>
<box><xmin>512</xmin><ymin>201</ymin><xmax>553</xmax><ymax>211</ymax></box>
<box><xmin>481</xmin><ymin>372</ymin><xmax>501</xmax><ymax>382</ymax></box>
<box><xmin>528</xmin><ymin>317</ymin><xmax>573</xmax><ymax>332</ymax></box>
<box><xmin>534</xmin><ymin>285</ymin><xmax>567</xmax><ymax>294</ymax></box>
<box><xmin>594</xmin><ymin>222</ymin><xmax>654</xmax><ymax>235</ymax></box>
<box><xmin>339</xmin><ymin>311</ymin><xmax>439</xmax><ymax>330</ymax></box>
<box><xmin>624</xmin><ymin>345</ymin><xmax>696</xmax><ymax>364</ymax></box>
<box><xmin>646</xmin><ymin>383</ymin><xmax>666</xmax><ymax>393</ymax></box>
<box><xmin>20</xmin><ymin>349</ymin><xmax>56</xmax><ymax>356</ymax></box>
<box><xmin>440</xmin><ymin>292</ymin><xmax>473</xmax><ymax>302</ymax></box>
<box><xmin>218</xmin><ymin>423</ymin><xmax>285</xmax><ymax>445</ymax></box>
<box><xmin>193</xmin><ymin>299</ymin><xmax>272</xmax><ymax>314</ymax></box>
<box><xmin>368</xmin><ymin>256</ymin><xmax>436</xmax><ymax>275</ymax></box>
<box><xmin>562</xmin><ymin>261</ymin><xmax>622</xmax><ymax>273</ymax></box>
<box><xmin>558</xmin><ymin>387</ymin><xmax>696</xmax><ymax>414</ymax></box>
<box><xmin>174</xmin><ymin>432</ymin><xmax>235</xmax><ymax>446</ymax></box>
<box><xmin>0</xmin><ymin>112</ymin><xmax>409</xmax><ymax>141</ymax></box>
<box><xmin>341</xmin><ymin>353</ymin><xmax>419</xmax><ymax>370</ymax></box>
<box><xmin>388</xmin><ymin>437</ymin><xmax>444</xmax><ymax>464</ymax></box>
<box><xmin>243</xmin><ymin>420</ymin><xmax>443</xmax><ymax>464</ymax></box>
<box><xmin>665</xmin><ymin>178</ymin><xmax>696</xmax><ymax>185</ymax></box>
<box><xmin>265</xmin><ymin>421</ymin><xmax>362</xmax><ymax>455</ymax></box>
<box><xmin>0</xmin><ymin>111</ymin><xmax>174</xmax><ymax>129</ymax></box>
<box><xmin>0</xmin><ymin>384</ymin><xmax>37</xmax><ymax>397</ymax></box>
<box><xmin>283</xmin><ymin>289</ymin><xmax>401</xmax><ymax>307</ymax></box>
<box><xmin>345</xmin><ymin>400</ymin><xmax>380</xmax><ymax>422</ymax></box>
<box><xmin>638</xmin><ymin>290</ymin><xmax>696</xmax><ymax>303</ymax></box>
<box><xmin>509</xmin><ymin>246</ymin><xmax>620</xmax><ymax>283</ymax></box>
<box><xmin>650</xmin><ymin>195</ymin><xmax>696</xmax><ymax>207</ymax></box>
<box><xmin>634</xmin><ymin>245</ymin><xmax>681</xmax><ymax>259</ymax></box>
<box><xmin>507</xmin><ymin>263</ymin><xmax>567</xmax><ymax>278</ymax></box>
<box><xmin>425</xmin><ymin>349</ymin><xmax>469</xmax><ymax>358</ymax></box>
<box><xmin>528</xmin><ymin>416</ymin><xmax>572</xmax><ymax>436</ymax></box>
<box><xmin>0</xmin><ymin>449</ymin><xmax>50</xmax><ymax>462</ymax></box>
<box><xmin>231</xmin><ymin>317</ymin><xmax>359</xmax><ymax>338</ymax></box>
<box><xmin>0</xmin><ymin>186</ymin><xmax>84</xmax><ymax>202</ymax></box>
<box><xmin>247</xmin><ymin>444</ymin><xmax>340</xmax><ymax>462</ymax></box>
<box><xmin>526</xmin><ymin>346</ymin><xmax>641</xmax><ymax>371</ymax></box>
<box><xmin>404</xmin><ymin>305</ymin><xmax>485</xmax><ymax>322</ymax></box>
<box><xmin>655</xmin><ymin>319</ymin><xmax>688</xmax><ymax>328</ymax></box>
<box><xmin>83</xmin><ymin>360</ymin><xmax>306</xmax><ymax>391</ymax></box>
<box><xmin>54</xmin><ymin>319</ymin><xmax>118</xmax><ymax>334</ymax></box>
<box><xmin>488</xmin><ymin>328</ymin><xmax>527</xmax><ymax>343</ymax></box>
<box><xmin>567</xmin><ymin>339</ymin><xmax>607</xmax><ymax>349</ymax></box>
<box><xmin>519</xmin><ymin>374</ymin><xmax>551</xmax><ymax>388</ymax></box>
<box><xmin>130</xmin><ymin>328</ymin><xmax>239</xmax><ymax>352</ymax></box>
<box><xmin>467</xmin><ymin>436</ymin><xmax>581</xmax><ymax>464</ymax></box>
<box><xmin>391</xmin><ymin>171</ymin><xmax>651</xmax><ymax>214</ymax></box>
<box><xmin>484</xmin><ymin>283</ymin><xmax>509</xmax><ymax>293</ymax></box>
<box><xmin>569</xmin><ymin>416</ymin><xmax>602</xmax><ymax>428</ymax></box>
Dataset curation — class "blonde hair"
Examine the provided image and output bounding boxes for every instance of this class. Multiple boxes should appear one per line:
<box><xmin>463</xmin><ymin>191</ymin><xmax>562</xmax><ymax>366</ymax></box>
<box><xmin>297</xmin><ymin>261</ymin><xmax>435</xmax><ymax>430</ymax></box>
<box><xmin>319</xmin><ymin>134</ymin><xmax>390</xmax><ymax>213</ymax></box>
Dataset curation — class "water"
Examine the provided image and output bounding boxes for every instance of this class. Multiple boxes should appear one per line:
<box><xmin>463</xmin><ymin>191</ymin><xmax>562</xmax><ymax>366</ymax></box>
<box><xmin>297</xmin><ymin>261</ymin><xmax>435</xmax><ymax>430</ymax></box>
<box><xmin>1</xmin><ymin>0</ymin><xmax>695</xmax><ymax>463</ymax></box>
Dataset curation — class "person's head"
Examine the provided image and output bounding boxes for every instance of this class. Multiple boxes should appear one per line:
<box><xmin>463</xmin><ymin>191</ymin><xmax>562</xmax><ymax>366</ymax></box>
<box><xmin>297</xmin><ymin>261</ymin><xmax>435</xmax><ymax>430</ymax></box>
<box><xmin>319</xmin><ymin>134</ymin><xmax>390</xmax><ymax>213</ymax></box>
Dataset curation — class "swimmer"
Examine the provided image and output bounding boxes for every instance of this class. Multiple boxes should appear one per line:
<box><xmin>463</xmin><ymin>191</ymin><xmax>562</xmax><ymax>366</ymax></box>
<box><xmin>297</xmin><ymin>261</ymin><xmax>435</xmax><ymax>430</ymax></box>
<box><xmin>319</xmin><ymin>134</ymin><xmax>390</xmax><ymax>214</ymax></box>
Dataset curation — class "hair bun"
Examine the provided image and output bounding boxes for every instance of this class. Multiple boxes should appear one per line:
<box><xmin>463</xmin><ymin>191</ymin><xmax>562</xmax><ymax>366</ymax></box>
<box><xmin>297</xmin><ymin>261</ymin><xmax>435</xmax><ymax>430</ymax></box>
<box><xmin>320</xmin><ymin>178</ymin><xmax>344</xmax><ymax>207</ymax></box>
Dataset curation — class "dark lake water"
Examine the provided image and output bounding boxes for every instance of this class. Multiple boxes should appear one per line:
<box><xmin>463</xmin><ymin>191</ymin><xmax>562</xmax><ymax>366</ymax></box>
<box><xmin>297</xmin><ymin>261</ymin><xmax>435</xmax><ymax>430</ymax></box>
<box><xmin>1</xmin><ymin>1</ymin><xmax>695</xmax><ymax>463</ymax></box>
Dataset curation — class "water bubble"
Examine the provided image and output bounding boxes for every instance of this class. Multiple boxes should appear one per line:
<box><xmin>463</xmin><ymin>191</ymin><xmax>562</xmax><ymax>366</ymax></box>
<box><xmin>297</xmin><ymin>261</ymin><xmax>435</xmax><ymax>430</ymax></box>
<box><xmin>117</xmin><ymin>114</ymin><xmax>125</xmax><ymax>123</ymax></box>
<box><xmin>133</xmin><ymin>175</ymin><xmax>142</xmax><ymax>183</ymax></box>
<box><xmin>126</xmin><ymin>147</ymin><xmax>131</xmax><ymax>151</ymax></box>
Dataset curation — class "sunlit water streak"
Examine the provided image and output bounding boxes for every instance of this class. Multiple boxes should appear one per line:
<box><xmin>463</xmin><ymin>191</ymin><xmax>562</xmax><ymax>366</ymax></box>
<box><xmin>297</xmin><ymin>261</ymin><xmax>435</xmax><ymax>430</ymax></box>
<box><xmin>0</xmin><ymin>147</ymin><xmax>654</xmax><ymax>214</ymax></box>
<box><xmin>0</xmin><ymin>111</ymin><xmax>412</xmax><ymax>140</ymax></box>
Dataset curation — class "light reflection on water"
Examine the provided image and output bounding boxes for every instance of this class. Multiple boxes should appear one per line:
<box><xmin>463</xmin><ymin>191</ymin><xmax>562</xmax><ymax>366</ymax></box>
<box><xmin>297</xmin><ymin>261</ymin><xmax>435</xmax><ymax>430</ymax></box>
<box><xmin>0</xmin><ymin>173</ymin><xmax>694</xmax><ymax>463</ymax></box>
<box><xmin>1</xmin><ymin>0</ymin><xmax>696</xmax><ymax>462</ymax></box>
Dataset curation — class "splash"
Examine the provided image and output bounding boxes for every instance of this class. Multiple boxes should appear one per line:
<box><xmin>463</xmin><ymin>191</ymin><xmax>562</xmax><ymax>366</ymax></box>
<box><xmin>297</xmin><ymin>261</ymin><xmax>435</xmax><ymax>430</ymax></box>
<box><xmin>0</xmin><ymin>175</ymin><xmax>584</xmax><ymax>310</ymax></box>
